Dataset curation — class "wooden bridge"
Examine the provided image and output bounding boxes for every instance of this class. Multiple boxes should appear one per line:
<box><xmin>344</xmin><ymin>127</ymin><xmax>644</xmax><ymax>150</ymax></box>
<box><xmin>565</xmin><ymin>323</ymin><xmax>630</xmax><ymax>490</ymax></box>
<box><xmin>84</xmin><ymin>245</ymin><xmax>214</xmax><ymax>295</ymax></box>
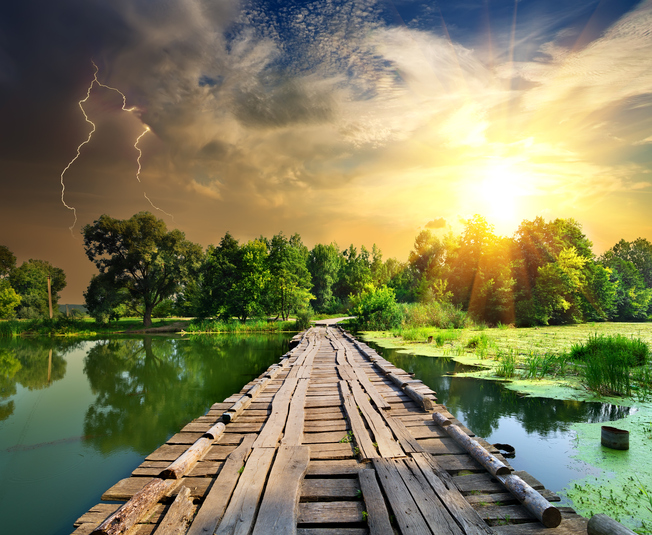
<box><xmin>72</xmin><ymin>324</ymin><xmax>589</xmax><ymax>535</ymax></box>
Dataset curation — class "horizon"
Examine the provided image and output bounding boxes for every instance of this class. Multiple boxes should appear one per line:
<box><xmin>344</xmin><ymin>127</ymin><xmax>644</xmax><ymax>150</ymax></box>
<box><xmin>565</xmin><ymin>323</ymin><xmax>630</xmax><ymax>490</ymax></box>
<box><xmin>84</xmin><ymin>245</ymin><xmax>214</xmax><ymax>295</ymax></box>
<box><xmin>1</xmin><ymin>0</ymin><xmax>651</xmax><ymax>303</ymax></box>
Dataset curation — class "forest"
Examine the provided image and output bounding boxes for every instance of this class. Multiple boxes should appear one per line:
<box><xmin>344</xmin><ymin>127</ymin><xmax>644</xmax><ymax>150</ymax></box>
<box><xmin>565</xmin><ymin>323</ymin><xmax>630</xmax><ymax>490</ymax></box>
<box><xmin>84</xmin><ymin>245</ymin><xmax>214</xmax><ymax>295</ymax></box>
<box><xmin>2</xmin><ymin>211</ymin><xmax>652</xmax><ymax>330</ymax></box>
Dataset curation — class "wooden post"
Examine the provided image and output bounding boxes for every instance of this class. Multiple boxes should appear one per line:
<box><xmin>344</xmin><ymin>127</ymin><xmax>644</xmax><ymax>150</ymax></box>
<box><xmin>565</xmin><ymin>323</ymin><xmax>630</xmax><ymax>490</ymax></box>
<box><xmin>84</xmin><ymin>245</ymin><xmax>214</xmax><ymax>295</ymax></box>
<box><xmin>47</xmin><ymin>275</ymin><xmax>53</xmax><ymax>319</ymax></box>
<box><xmin>48</xmin><ymin>349</ymin><xmax>52</xmax><ymax>384</ymax></box>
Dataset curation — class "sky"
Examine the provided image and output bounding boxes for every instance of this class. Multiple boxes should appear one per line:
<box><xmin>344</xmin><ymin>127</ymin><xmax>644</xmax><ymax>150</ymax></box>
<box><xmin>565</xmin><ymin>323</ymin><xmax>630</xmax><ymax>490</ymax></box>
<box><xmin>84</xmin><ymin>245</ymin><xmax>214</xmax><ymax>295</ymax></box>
<box><xmin>1</xmin><ymin>0</ymin><xmax>651</xmax><ymax>303</ymax></box>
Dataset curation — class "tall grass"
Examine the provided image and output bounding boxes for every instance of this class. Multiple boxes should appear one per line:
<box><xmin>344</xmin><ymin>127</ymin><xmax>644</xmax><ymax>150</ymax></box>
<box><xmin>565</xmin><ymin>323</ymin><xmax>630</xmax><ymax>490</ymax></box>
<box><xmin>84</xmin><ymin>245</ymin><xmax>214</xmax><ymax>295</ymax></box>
<box><xmin>496</xmin><ymin>349</ymin><xmax>517</xmax><ymax>378</ymax></box>
<box><xmin>399</xmin><ymin>302</ymin><xmax>469</xmax><ymax>329</ymax></box>
<box><xmin>570</xmin><ymin>334</ymin><xmax>650</xmax><ymax>396</ymax></box>
<box><xmin>186</xmin><ymin>318</ymin><xmax>298</xmax><ymax>333</ymax></box>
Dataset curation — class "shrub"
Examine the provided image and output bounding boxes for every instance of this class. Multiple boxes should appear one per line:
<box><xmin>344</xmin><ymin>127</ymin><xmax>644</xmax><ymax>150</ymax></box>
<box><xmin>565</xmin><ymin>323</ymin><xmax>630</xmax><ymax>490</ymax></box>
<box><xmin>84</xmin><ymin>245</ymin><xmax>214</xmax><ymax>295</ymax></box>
<box><xmin>350</xmin><ymin>285</ymin><xmax>403</xmax><ymax>331</ymax></box>
<box><xmin>294</xmin><ymin>308</ymin><xmax>313</xmax><ymax>331</ymax></box>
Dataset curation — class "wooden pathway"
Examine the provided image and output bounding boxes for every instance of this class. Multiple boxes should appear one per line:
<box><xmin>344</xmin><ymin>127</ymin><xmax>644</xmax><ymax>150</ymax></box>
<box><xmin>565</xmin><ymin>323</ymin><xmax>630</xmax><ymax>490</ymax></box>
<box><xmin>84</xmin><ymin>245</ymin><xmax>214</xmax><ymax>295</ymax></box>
<box><xmin>72</xmin><ymin>325</ymin><xmax>589</xmax><ymax>535</ymax></box>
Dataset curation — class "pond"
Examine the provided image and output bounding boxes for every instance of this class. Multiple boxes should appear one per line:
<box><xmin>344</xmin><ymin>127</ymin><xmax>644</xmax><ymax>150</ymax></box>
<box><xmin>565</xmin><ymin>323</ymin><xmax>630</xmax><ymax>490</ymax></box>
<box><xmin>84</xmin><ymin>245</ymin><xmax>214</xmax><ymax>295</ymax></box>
<box><xmin>367</xmin><ymin>342</ymin><xmax>635</xmax><ymax>505</ymax></box>
<box><xmin>0</xmin><ymin>334</ymin><xmax>291</xmax><ymax>535</ymax></box>
<box><xmin>0</xmin><ymin>334</ymin><xmax>636</xmax><ymax>535</ymax></box>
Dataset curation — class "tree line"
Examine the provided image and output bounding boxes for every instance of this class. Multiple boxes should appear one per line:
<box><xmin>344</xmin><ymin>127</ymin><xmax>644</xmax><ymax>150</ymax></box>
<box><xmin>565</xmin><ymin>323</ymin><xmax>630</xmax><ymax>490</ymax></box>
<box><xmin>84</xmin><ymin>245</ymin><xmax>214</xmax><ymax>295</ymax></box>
<box><xmin>2</xmin><ymin>211</ymin><xmax>652</xmax><ymax>328</ymax></box>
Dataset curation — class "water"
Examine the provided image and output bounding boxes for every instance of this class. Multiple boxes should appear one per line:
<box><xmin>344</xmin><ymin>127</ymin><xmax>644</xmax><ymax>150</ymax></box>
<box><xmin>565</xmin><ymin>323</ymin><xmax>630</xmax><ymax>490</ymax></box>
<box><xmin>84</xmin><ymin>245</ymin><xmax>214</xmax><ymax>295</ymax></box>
<box><xmin>368</xmin><ymin>343</ymin><xmax>634</xmax><ymax>503</ymax></box>
<box><xmin>0</xmin><ymin>334</ymin><xmax>291</xmax><ymax>535</ymax></box>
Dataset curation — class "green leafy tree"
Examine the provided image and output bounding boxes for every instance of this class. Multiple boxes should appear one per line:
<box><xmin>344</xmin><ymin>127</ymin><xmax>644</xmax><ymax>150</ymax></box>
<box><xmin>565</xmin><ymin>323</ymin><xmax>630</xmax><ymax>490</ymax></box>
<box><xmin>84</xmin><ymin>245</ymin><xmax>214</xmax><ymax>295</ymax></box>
<box><xmin>82</xmin><ymin>212</ymin><xmax>203</xmax><ymax>327</ymax></box>
<box><xmin>0</xmin><ymin>279</ymin><xmax>21</xmax><ymax>319</ymax></box>
<box><xmin>333</xmin><ymin>245</ymin><xmax>373</xmax><ymax>304</ymax></box>
<box><xmin>534</xmin><ymin>247</ymin><xmax>587</xmax><ymax>325</ymax></box>
<box><xmin>600</xmin><ymin>256</ymin><xmax>652</xmax><ymax>320</ymax></box>
<box><xmin>606</xmin><ymin>238</ymin><xmax>652</xmax><ymax>288</ymax></box>
<box><xmin>83</xmin><ymin>274</ymin><xmax>130</xmax><ymax>324</ymax></box>
<box><xmin>266</xmin><ymin>233</ymin><xmax>313</xmax><ymax>320</ymax></box>
<box><xmin>9</xmin><ymin>259</ymin><xmax>66</xmax><ymax>318</ymax></box>
<box><xmin>197</xmin><ymin>232</ymin><xmax>241</xmax><ymax>319</ymax></box>
<box><xmin>229</xmin><ymin>239</ymin><xmax>270</xmax><ymax>321</ymax></box>
<box><xmin>307</xmin><ymin>243</ymin><xmax>342</xmax><ymax>312</ymax></box>
<box><xmin>0</xmin><ymin>245</ymin><xmax>16</xmax><ymax>278</ymax></box>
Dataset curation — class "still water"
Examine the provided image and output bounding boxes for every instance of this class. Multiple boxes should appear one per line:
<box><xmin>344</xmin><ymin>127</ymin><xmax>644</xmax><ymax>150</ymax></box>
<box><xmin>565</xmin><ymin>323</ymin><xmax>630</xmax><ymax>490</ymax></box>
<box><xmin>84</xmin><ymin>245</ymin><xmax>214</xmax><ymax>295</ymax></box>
<box><xmin>0</xmin><ymin>334</ymin><xmax>291</xmax><ymax>535</ymax></box>
<box><xmin>368</xmin><ymin>342</ymin><xmax>634</xmax><ymax>504</ymax></box>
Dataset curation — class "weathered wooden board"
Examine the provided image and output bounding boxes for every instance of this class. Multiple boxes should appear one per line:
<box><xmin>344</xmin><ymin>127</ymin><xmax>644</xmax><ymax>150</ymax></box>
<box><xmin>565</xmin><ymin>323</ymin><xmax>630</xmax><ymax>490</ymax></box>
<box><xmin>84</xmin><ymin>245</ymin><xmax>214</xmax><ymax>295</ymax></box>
<box><xmin>339</xmin><ymin>380</ymin><xmax>379</xmax><ymax>460</ymax></box>
<box><xmin>252</xmin><ymin>446</ymin><xmax>310</xmax><ymax>534</ymax></box>
<box><xmin>214</xmin><ymin>447</ymin><xmax>276</xmax><ymax>535</ymax></box>
<box><xmin>358</xmin><ymin>469</ymin><xmax>394</xmax><ymax>535</ymax></box>
<box><xmin>297</xmin><ymin>502</ymin><xmax>364</xmax><ymax>524</ymax></box>
<box><xmin>301</xmin><ymin>478</ymin><xmax>359</xmax><ymax>500</ymax></box>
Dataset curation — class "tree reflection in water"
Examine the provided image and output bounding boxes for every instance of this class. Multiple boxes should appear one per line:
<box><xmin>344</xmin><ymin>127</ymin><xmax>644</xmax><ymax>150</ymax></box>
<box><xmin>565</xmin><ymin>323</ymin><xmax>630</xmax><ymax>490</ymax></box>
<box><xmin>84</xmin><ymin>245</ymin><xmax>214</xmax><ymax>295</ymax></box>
<box><xmin>82</xmin><ymin>335</ymin><xmax>289</xmax><ymax>456</ymax></box>
<box><xmin>0</xmin><ymin>338</ymin><xmax>75</xmax><ymax>421</ymax></box>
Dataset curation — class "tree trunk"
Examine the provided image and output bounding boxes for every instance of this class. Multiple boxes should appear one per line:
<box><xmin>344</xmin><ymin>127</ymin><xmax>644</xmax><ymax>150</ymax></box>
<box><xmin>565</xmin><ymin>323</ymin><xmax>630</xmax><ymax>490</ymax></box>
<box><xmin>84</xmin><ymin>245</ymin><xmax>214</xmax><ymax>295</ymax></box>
<box><xmin>143</xmin><ymin>305</ymin><xmax>154</xmax><ymax>327</ymax></box>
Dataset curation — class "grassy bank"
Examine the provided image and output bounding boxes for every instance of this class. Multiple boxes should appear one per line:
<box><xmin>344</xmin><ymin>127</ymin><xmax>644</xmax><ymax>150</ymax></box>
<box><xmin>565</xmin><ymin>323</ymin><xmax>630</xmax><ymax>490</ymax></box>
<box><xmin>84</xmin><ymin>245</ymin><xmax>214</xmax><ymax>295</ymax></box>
<box><xmin>184</xmin><ymin>318</ymin><xmax>298</xmax><ymax>333</ymax></box>
<box><xmin>0</xmin><ymin>316</ymin><xmax>305</xmax><ymax>337</ymax></box>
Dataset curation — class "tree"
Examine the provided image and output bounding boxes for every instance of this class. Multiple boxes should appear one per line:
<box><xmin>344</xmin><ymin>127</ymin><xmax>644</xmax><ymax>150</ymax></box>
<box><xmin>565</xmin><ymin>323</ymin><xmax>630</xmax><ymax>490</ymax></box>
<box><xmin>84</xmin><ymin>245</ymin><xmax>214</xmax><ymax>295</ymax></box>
<box><xmin>9</xmin><ymin>259</ymin><xmax>66</xmax><ymax>318</ymax></box>
<box><xmin>83</xmin><ymin>212</ymin><xmax>203</xmax><ymax>327</ymax></box>
<box><xmin>333</xmin><ymin>245</ymin><xmax>373</xmax><ymax>303</ymax></box>
<box><xmin>0</xmin><ymin>280</ymin><xmax>21</xmax><ymax>319</ymax></box>
<box><xmin>307</xmin><ymin>243</ymin><xmax>342</xmax><ymax>312</ymax></box>
<box><xmin>0</xmin><ymin>245</ymin><xmax>16</xmax><ymax>278</ymax></box>
<box><xmin>606</xmin><ymin>238</ymin><xmax>652</xmax><ymax>288</ymax></box>
<box><xmin>266</xmin><ymin>233</ymin><xmax>313</xmax><ymax>320</ymax></box>
<box><xmin>229</xmin><ymin>239</ymin><xmax>270</xmax><ymax>322</ymax></box>
<box><xmin>83</xmin><ymin>274</ymin><xmax>130</xmax><ymax>324</ymax></box>
<box><xmin>350</xmin><ymin>285</ymin><xmax>403</xmax><ymax>330</ymax></box>
<box><xmin>197</xmin><ymin>232</ymin><xmax>241</xmax><ymax>319</ymax></box>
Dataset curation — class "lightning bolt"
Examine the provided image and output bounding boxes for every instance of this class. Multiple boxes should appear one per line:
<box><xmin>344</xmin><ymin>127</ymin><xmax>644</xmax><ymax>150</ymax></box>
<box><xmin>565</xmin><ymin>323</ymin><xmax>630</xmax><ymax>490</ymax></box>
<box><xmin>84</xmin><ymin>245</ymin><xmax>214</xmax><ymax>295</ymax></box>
<box><xmin>60</xmin><ymin>61</ymin><xmax>173</xmax><ymax>236</ymax></box>
<box><xmin>134</xmin><ymin>127</ymin><xmax>174</xmax><ymax>220</ymax></box>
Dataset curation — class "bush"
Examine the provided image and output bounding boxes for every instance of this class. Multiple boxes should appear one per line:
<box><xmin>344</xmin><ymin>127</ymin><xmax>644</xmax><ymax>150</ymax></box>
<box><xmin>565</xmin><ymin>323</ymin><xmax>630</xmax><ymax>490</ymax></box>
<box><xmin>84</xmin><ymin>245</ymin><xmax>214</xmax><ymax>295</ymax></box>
<box><xmin>294</xmin><ymin>308</ymin><xmax>313</xmax><ymax>331</ymax></box>
<box><xmin>350</xmin><ymin>285</ymin><xmax>403</xmax><ymax>331</ymax></box>
<box><xmin>401</xmin><ymin>301</ymin><xmax>468</xmax><ymax>329</ymax></box>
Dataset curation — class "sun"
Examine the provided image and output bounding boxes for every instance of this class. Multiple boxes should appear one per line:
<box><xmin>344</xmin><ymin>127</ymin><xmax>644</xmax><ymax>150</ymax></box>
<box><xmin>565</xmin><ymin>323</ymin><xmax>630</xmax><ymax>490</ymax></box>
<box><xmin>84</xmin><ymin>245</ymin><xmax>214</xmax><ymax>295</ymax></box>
<box><xmin>472</xmin><ymin>159</ymin><xmax>532</xmax><ymax>232</ymax></box>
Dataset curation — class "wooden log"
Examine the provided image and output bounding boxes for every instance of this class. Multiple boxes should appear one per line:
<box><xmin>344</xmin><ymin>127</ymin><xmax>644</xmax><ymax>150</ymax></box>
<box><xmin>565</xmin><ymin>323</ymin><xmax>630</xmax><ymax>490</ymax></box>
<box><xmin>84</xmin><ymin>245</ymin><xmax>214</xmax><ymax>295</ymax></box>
<box><xmin>496</xmin><ymin>473</ymin><xmax>561</xmax><ymax>528</ymax></box>
<box><xmin>587</xmin><ymin>514</ymin><xmax>636</xmax><ymax>535</ymax></box>
<box><xmin>402</xmin><ymin>384</ymin><xmax>434</xmax><ymax>410</ymax></box>
<box><xmin>152</xmin><ymin>486</ymin><xmax>194</xmax><ymax>535</ymax></box>
<box><xmin>91</xmin><ymin>478</ymin><xmax>178</xmax><ymax>535</ymax></box>
<box><xmin>433</xmin><ymin>412</ymin><xmax>509</xmax><ymax>476</ymax></box>
<box><xmin>160</xmin><ymin>422</ymin><xmax>225</xmax><ymax>479</ymax></box>
<box><xmin>222</xmin><ymin>396</ymin><xmax>251</xmax><ymax>423</ymax></box>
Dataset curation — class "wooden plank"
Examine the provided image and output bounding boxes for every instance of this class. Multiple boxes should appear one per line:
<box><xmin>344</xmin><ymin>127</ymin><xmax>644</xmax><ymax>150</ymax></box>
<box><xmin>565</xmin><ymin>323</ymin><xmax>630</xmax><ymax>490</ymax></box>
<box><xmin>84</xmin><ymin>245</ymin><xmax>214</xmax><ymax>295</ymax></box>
<box><xmin>297</xmin><ymin>530</ymin><xmax>367</xmax><ymax>535</ymax></box>
<box><xmin>214</xmin><ymin>447</ymin><xmax>276</xmax><ymax>535</ymax></box>
<box><xmin>75</xmin><ymin>504</ymin><xmax>122</xmax><ymax>526</ymax></box>
<box><xmin>300</xmin><ymin>478</ymin><xmax>359</xmax><ymax>500</ymax></box>
<box><xmin>339</xmin><ymin>380</ymin><xmax>378</xmax><ymax>460</ymax></box>
<box><xmin>382</xmin><ymin>415</ymin><xmax>423</xmax><ymax>453</ymax></box>
<box><xmin>186</xmin><ymin>434</ymin><xmax>256</xmax><ymax>535</ymax></box>
<box><xmin>152</xmin><ymin>486</ymin><xmax>194</xmax><ymax>535</ymax></box>
<box><xmin>371</xmin><ymin>457</ymin><xmax>431</xmax><ymax>535</ymax></box>
<box><xmin>306</xmin><ymin>459</ymin><xmax>369</xmax><ymax>476</ymax></box>
<box><xmin>252</xmin><ymin>446</ymin><xmax>310</xmax><ymax>535</ymax></box>
<box><xmin>302</xmin><ymin>430</ymin><xmax>350</xmax><ymax>444</ymax></box>
<box><xmin>411</xmin><ymin>452</ymin><xmax>494</xmax><ymax>535</ymax></box>
<box><xmin>309</xmin><ymin>442</ymin><xmax>356</xmax><ymax>460</ymax></box>
<box><xmin>352</xmin><ymin>366</ymin><xmax>391</xmax><ymax>410</ymax></box>
<box><xmin>297</xmin><ymin>502</ymin><xmax>364</xmax><ymax>524</ymax></box>
<box><xmin>358</xmin><ymin>470</ymin><xmax>394</xmax><ymax>535</ymax></box>
<box><xmin>283</xmin><ymin>378</ymin><xmax>309</xmax><ymax>446</ymax></box>
<box><xmin>394</xmin><ymin>457</ymin><xmax>464</xmax><ymax>535</ymax></box>
<box><xmin>349</xmin><ymin>379</ymin><xmax>403</xmax><ymax>458</ymax></box>
<box><xmin>254</xmin><ymin>377</ymin><xmax>299</xmax><ymax>448</ymax></box>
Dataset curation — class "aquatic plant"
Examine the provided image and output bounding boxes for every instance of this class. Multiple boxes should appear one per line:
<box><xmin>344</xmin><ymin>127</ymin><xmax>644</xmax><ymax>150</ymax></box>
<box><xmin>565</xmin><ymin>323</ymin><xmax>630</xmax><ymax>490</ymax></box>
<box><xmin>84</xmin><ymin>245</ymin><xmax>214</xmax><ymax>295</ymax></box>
<box><xmin>496</xmin><ymin>349</ymin><xmax>517</xmax><ymax>378</ymax></box>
